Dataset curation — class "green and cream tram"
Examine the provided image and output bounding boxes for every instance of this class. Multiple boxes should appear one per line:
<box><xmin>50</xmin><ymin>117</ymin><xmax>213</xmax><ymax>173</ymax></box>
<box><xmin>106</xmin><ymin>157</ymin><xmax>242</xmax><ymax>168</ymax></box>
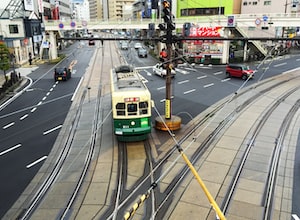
<box><xmin>111</xmin><ymin>64</ymin><xmax>152</xmax><ymax>142</ymax></box>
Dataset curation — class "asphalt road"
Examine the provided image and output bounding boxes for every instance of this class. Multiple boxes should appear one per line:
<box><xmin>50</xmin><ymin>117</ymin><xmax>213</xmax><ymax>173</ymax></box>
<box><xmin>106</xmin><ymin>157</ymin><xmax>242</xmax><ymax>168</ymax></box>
<box><xmin>0</xmin><ymin>42</ymin><xmax>95</xmax><ymax>218</ymax></box>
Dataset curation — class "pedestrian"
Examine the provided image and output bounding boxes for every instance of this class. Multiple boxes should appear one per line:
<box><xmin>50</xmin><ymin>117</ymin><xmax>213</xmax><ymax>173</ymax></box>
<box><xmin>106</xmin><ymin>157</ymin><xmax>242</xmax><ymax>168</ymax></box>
<box><xmin>29</xmin><ymin>52</ymin><xmax>32</xmax><ymax>65</ymax></box>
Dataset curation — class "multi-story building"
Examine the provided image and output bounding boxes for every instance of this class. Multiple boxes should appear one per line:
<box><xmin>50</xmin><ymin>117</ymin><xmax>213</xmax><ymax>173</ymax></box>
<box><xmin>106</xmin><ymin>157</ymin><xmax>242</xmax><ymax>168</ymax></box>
<box><xmin>241</xmin><ymin>0</ymin><xmax>299</xmax><ymax>14</ymax></box>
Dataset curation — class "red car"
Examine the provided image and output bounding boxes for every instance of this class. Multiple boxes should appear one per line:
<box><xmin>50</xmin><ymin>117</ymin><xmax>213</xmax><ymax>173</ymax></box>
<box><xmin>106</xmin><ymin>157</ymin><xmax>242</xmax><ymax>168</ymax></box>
<box><xmin>226</xmin><ymin>64</ymin><xmax>254</xmax><ymax>80</ymax></box>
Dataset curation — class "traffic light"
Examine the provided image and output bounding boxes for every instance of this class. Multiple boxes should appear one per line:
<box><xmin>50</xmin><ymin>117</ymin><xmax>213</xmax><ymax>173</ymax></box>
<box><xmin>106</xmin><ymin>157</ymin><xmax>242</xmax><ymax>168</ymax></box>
<box><xmin>148</xmin><ymin>23</ymin><xmax>155</xmax><ymax>37</ymax></box>
<box><xmin>183</xmin><ymin>22</ymin><xmax>191</xmax><ymax>37</ymax></box>
<box><xmin>162</xmin><ymin>0</ymin><xmax>171</xmax><ymax>24</ymax></box>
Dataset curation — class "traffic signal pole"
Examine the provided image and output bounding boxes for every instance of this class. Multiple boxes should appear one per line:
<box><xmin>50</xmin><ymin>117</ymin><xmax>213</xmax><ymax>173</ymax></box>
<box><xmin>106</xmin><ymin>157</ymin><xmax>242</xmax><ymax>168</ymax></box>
<box><xmin>155</xmin><ymin>0</ymin><xmax>181</xmax><ymax>131</ymax></box>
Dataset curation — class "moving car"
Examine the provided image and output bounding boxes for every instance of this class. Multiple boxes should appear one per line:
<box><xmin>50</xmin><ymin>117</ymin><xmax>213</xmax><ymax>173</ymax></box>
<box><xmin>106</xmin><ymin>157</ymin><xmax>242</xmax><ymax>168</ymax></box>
<box><xmin>134</xmin><ymin>42</ymin><xmax>142</xmax><ymax>49</ymax></box>
<box><xmin>88</xmin><ymin>39</ymin><xmax>95</xmax><ymax>46</ymax></box>
<box><xmin>226</xmin><ymin>64</ymin><xmax>254</xmax><ymax>80</ymax></box>
<box><xmin>121</xmin><ymin>41</ymin><xmax>129</xmax><ymax>50</ymax></box>
<box><xmin>54</xmin><ymin>67</ymin><xmax>72</xmax><ymax>81</ymax></box>
<box><xmin>137</xmin><ymin>47</ymin><xmax>147</xmax><ymax>58</ymax></box>
<box><xmin>152</xmin><ymin>63</ymin><xmax>176</xmax><ymax>77</ymax></box>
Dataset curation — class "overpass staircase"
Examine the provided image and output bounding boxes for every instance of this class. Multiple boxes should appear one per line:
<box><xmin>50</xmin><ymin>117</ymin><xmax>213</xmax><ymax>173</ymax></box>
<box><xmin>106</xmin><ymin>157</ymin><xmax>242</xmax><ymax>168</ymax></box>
<box><xmin>234</xmin><ymin>26</ymin><xmax>268</xmax><ymax>57</ymax></box>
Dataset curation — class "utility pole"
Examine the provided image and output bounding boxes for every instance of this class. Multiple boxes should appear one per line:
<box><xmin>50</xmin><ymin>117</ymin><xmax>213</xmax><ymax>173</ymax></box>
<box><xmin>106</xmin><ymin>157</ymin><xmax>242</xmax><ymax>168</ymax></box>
<box><xmin>155</xmin><ymin>0</ymin><xmax>181</xmax><ymax>131</ymax></box>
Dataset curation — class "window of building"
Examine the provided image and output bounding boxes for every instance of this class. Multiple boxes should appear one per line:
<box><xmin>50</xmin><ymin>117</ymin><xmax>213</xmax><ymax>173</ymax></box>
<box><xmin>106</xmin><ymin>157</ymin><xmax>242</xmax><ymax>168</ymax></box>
<box><xmin>243</xmin><ymin>2</ymin><xmax>248</xmax><ymax>5</ymax></box>
<box><xmin>9</xmin><ymin>25</ymin><xmax>19</xmax><ymax>34</ymax></box>
<box><xmin>253</xmin><ymin>1</ymin><xmax>258</xmax><ymax>5</ymax></box>
<box><xmin>180</xmin><ymin>7</ymin><xmax>224</xmax><ymax>17</ymax></box>
<box><xmin>264</xmin><ymin>1</ymin><xmax>271</xmax><ymax>5</ymax></box>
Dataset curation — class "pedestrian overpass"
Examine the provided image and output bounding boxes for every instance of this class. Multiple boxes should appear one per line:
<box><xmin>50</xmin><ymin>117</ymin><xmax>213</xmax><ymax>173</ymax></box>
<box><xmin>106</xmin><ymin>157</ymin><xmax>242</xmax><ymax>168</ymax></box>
<box><xmin>42</xmin><ymin>13</ymin><xmax>300</xmax><ymax>62</ymax></box>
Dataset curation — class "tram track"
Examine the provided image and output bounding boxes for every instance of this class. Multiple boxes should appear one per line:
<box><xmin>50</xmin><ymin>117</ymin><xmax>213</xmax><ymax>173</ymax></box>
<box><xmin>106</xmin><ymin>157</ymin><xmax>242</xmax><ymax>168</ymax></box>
<box><xmin>14</xmin><ymin>37</ymin><xmax>121</xmax><ymax>219</ymax></box>
<box><xmin>221</xmin><ymin>86</ymin><xmax>300</xmax><ymax>219</ymax></box>
<box><xmin>147</xmin><ymin>72</ymin><xmax>300</xmax><ymax>219</ymax></box>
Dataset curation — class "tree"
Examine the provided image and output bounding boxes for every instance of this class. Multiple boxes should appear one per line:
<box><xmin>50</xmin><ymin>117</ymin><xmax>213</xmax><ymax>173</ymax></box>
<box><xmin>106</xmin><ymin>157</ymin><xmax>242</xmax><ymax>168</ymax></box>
<box><xmin>0</xmin><ymin>42</ymin><xmax>11</xmax><ymax>82</ymax></box>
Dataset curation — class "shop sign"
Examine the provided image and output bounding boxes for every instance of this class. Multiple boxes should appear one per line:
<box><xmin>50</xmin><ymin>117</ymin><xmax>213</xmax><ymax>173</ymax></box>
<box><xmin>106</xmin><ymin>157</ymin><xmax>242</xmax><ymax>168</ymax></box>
<box><xmin>189</xmin><ymin>27</ymin><xmax>223</xmax><ymax>37</ymax></box>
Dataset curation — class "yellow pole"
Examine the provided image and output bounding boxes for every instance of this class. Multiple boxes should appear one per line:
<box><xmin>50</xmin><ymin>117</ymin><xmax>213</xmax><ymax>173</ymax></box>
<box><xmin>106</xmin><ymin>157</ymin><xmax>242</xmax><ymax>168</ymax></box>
<box><xmin>180</xmin><ymin>151</ymin><xmax>226</xmax><ymax>220</ymax></box>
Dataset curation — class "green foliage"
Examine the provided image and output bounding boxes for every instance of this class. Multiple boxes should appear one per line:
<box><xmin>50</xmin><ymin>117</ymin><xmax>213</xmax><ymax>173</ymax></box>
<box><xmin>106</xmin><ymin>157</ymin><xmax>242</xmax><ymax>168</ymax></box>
<box><xmin>0</xmin><ymin>43</ymin><xmax>10</xmax><ymax>76</ymax></box>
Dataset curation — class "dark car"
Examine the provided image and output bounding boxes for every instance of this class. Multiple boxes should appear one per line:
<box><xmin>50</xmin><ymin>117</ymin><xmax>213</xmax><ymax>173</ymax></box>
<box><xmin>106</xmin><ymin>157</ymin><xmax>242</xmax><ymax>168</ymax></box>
<box><xmin>137</xmin><ymin>47</ymin><xmax>147</xmax><ymax>58</ymax></box>
<box><xmin>54</xmin><ymin>67</ymin><xmax>71</xmax><ymax>81</ymax></box>
<box><xmin>88</xmin><ymin>39</ymin><xmax>95</xmax><ymax>46</ymax></box>
<box><xmin>226</xmin><ymin>64</ymin><xmax>254</xmax><ymax>80</ymax></box>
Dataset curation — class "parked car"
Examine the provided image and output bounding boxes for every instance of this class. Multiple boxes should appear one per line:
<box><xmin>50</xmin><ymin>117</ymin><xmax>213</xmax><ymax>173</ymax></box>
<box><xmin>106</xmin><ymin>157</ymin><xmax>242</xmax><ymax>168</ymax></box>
<box><xmin>137</xmin><ymin>47</ymin><xmax>148</xmax><ymax>58</ymax></box>
<box><xmin>225</xmin><ymin>64</ymin><xmax>254</xmax><ymax>80</ymax></box>
<box><xmin>152</xmin><ymin>63</ymin><xmax>176</xmax><ymax>77</ymax></box>
<box><xmin>134</xmin><ymin>42</ymin><xmax>143</xmax><ymax>49</ymax></box>
<box><xmin>54</xmin><ymin>67</ymin><xmax>71</xmax><ymax>81</ymax></box>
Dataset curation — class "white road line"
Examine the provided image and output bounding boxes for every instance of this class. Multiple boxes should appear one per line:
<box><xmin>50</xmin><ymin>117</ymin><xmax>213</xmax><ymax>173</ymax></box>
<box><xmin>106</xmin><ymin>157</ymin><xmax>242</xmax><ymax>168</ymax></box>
<box><xmin>43</xmin><ymin>125</ymin><xmax>62</xmax><ymax>135</ymax></box>
<box><xmin>197</xmin><ymin>75</ymin><xmax>207</xmax><ymax>80</ymax></box>
<box><xmin>204</xmin><ymin>83</ymin><xmax>214</xmax><ymax>88</ymax></box>
<box><xmin>157</xmin><ymin>86</ymin><xmax>165</xmax><ymax>90</ymax></box>
<box><xmin>297</xmin><ymin>58</ymin><xmax>300</xmax><ymax>61</ymax></box>
<box><xmin>37</xmin><ymin>101</ymin><xmax>42</xmax><ymax>106</ymax></box>
<box><xmin>31</xmin><ymin>107</ymin><xmax>37</xmax><ymax>113</ymax></box>
<box><xmin>20</xmin><ymin>114</ymin><xmax>29</xmax><ymax>120</ymax></box>
<box><xmin>221</xmin><ymin>78</ymin><xmax>231</xmax><ymax>82</ymax></box>
<box><xmin>46</xmin><ymin>92</ymin><xmax>50</xmax><ymax>96</ymax></box>
<box><xmin>3</xmin><ymin>122</ymin><xmax>15</xmax><ymax>129</ymax></box>
<box><xmin>292</xmin><ymin>214</ymin><xmax>300</xmax><ymax>220</ymax></box>
<box><xmin>50</xmin><ymin>88</ymin><xmax>54</xmax><ymax>92</ymax></box>
<box><xmin>42</xmin><ymin>96</ymin><xmax>47</xmax><ymax>101</ymax></box>
<box><xmin>178</xmin><ymin>80</ymin><xmax>189</xmax><ymax>84</ymax></box>
<box><xmin>183</xmin><ymin>89</ymin><xmax>196</xmax><ymax>94</ymax></box>
<box><xmin>0</xmin><ymin>144</ymin><xmax>21</xmax><ymax>156</ymax></box>
<box><xmin>273</xmin><ymin>62</ymin><xmax>287</xmax><ymax>67</ymax></box>
<box><xmin>213</xmin><ymin>71</ymin><xmax>223</xmax><ymax>75</ymax></box>
<box><xmin>26</xmin><ymin>156</ymin><xmax>47</xmax><ymax>169</ymax></box>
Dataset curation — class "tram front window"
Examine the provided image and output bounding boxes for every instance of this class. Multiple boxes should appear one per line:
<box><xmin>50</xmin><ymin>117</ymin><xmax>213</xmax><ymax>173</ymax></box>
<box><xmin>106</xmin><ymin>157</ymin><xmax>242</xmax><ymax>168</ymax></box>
<box><xmin>139</xmin><ymin>101</ymin><xmax>148</xmax><ymax>115</ymax></box>
<box><xmin>116</xmin><ymin>103</ymin><xmax>125</xmax><ymax>115</ymax></box>
<box><xmin>127</xmin><ymin>104</ymin><xmax>137</xmax><ymax>115</ymax></box>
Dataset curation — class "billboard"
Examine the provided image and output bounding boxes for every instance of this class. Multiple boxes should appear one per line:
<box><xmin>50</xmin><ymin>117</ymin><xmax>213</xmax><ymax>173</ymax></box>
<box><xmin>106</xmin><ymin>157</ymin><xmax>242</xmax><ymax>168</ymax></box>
<box><xmin>24</xmin><ymin>0</ymin><xmax>34</xmax><ymax>11</ymax></box>
<box><xmin>189</xmin><ymin>27</ymin><xmax>223</xmax><ymax>37</ymax></box>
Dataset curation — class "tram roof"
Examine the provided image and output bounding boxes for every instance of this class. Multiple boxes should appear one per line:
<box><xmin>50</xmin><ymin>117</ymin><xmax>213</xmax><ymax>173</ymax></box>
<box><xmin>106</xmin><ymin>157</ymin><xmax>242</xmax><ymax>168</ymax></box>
<box><xmin>112</xmin><ymin>65</ymin><xmax>147</xmax><ymax>91</ymax></box>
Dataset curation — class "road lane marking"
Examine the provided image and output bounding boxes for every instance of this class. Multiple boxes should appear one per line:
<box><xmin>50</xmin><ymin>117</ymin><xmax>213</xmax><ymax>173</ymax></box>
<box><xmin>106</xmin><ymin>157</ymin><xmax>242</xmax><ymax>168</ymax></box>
<box><xmin>26</xmin><ymin>156</ymin><xmax>47</xmax><ymax>169</ymax></box>
<box><xmin>50</xmin><ymin>88</ymin><xmax>54</xmax><ymax>92</ymax></box>
<box><xmin>274</xmin><ymin>62</ymin><xmax>287</xmax><ymax>67</ymax></box>
<box><xmin>213</xmin><ymin>71</ymin><xmax>223</xmax><ymax>75</ymax></box>
<box><xmin>31</xmin><ymin>107</ymin><xmax>37</xmax><ymax>113</ymax></box>
<box><xmin>46</xmin><ymin>92</ymin><xmax>50</xmax><ymax>96</ymax></box>
<box><xmin>42</xmin><ymin>96</ymin><xmax>47</xmax><ymax>101</ymax></box>
<box><xmin>197</xmin><ymin>75</ymin><xmax>207</xmax><ymax>80</ymax></box>
<box><xmin>20</xmin><ymin>114</ymin><xmax>29</xmax><ymax>120</ymax></box>
<box><xmin>178</xmin><ymin>80</ymin><xmax>189</xmax><ymax>84</ymax></box>
<box><xmin>3</xmin><ymin>122</ymin><xmax>15</xmax><ymax>129</ymax></box>
<box><xmin>37</xmin><ymin>101</ymin><xmax>42</xmax><ymax>106</ymax></box>
<box><xmin>0</xmin><ymin>144</ymin><xmax>21</xmax><ymax>156</ymax></box>
<box><xmin>204</xmin><ymin>83</ymin><xmax>214</xmax><ymax>88</ymax></box>
<box><xmin>183</xmin><ymin>89</ymin><xmax>196</xmax><ymax>94</ymax></box>
<box><xmin>292</xmin><ymin>214</ymin><xmax>300</xmax><ymax>220</ymax></box>
<box><xmin>43</xmin><ymin>125</ymin><xmax>62</xmax><ymax>135</ymax></box>
<box><xmin>157</xmin><ymin>86</ymin><xmax>165</xmax><ymax>90</ymax></box>
<box><xmin>221</xmin><ymin>78</ymin><xmax>231</xmax><ymax>82</ymax></box>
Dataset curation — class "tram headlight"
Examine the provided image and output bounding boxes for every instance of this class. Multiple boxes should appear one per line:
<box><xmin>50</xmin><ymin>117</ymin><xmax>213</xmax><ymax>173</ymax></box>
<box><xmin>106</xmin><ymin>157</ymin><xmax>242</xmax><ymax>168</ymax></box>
<box><xmin>131</xmin><ymin>121</ymin><xmax>135</xmax><ymax>126</ymax></box>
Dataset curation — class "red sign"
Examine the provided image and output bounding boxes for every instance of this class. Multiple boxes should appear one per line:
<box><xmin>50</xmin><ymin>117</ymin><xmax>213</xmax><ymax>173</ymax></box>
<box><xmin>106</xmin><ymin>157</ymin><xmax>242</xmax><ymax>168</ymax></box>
<box><xmin>189</xmin><ymin>27</ymin><xmax>222</xmax><ymax>37</ymax></box>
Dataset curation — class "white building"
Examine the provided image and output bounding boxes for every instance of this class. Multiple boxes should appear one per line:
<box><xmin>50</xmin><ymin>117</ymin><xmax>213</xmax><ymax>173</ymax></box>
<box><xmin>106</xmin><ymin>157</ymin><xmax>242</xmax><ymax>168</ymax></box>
<box><xmin>241</xmin><ymin>0</ymin><xmax>299</xmax><ymax>14</ymax></box>
<box><xmin>74</xmin><ymin>0</ymin><xmax>90</xmax><ymax>21</ymax></box>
